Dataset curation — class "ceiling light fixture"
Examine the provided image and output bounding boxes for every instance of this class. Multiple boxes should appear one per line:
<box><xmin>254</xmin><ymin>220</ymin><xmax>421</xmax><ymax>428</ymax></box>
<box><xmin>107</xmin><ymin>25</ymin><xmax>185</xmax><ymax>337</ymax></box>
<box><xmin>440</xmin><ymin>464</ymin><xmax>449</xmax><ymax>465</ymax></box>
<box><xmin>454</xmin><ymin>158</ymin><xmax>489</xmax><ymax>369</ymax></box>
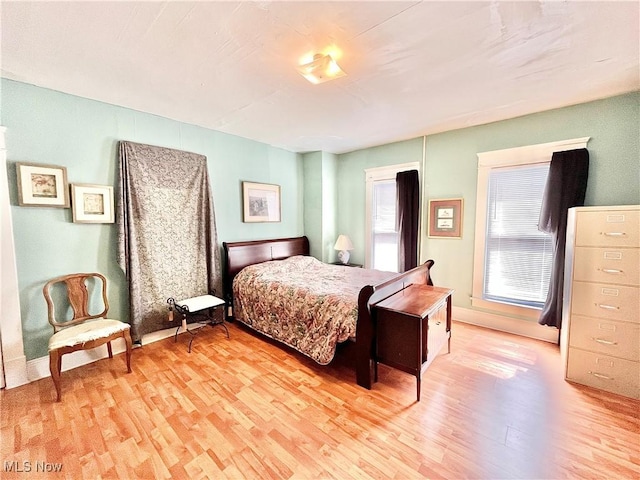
<box><xmin>297</xmin><ymin>53</ymin><xmax>346</xmax><ymax>84</ymax></box>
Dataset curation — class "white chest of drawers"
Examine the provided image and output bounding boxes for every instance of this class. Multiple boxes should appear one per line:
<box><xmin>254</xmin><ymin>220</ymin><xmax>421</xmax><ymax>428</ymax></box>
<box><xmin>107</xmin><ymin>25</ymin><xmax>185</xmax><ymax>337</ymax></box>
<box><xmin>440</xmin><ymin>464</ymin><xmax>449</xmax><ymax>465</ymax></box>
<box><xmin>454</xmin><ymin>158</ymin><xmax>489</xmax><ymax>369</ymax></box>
<box><xmin>561</xmin><ymin>205</ymin><xmax>640</xmax><ymax>399</ymax></box>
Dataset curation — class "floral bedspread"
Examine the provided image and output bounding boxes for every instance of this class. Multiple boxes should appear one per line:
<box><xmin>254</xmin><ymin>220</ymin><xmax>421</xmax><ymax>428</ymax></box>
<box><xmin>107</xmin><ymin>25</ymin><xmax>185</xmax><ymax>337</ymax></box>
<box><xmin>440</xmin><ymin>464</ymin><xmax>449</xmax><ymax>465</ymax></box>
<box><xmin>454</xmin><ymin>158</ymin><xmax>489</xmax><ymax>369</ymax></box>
<box><xmin>232</xmin><ymin>256</ymin><xmax>396</xmax><ymax>365</ymax></box>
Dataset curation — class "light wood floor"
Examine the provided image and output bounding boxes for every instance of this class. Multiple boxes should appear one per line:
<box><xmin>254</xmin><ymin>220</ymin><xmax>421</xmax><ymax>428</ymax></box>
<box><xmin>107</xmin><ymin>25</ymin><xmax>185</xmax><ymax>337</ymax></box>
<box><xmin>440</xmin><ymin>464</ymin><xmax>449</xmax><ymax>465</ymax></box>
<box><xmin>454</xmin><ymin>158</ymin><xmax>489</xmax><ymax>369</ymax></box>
<box><xmin>1</xmin><ymin>321</ymin><xmax>639</xmax><ymax>479</ymax></box>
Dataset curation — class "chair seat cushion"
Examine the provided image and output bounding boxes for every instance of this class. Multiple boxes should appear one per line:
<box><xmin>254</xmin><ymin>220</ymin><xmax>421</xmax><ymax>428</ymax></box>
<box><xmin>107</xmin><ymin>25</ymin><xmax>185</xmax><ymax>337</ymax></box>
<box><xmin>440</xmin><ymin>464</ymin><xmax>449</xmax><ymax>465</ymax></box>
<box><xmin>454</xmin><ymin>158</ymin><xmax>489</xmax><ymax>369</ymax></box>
<box><xmin>49</xmin><ymin>318</ymin><xmax>130</xmax><ymax>351</ymax></box>
<box><xmin>177</xmin><ymin>294</ymin><xmax>225</xmax><ymax>312</ymax></box>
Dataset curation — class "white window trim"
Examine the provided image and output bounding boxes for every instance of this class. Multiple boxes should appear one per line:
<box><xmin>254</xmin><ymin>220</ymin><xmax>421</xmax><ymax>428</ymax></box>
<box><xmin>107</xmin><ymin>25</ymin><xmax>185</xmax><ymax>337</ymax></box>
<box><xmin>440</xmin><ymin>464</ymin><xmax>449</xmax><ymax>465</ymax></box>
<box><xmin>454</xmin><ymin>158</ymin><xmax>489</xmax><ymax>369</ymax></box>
<box><xmin>472</xmin><ymin>137</ymin><xmax>590</xmax><ymax>319</ymax></box>
<box><xmin>365</xmin><ymin>162</ymin><xmax>420</xmax><ymax>269</ymax></box>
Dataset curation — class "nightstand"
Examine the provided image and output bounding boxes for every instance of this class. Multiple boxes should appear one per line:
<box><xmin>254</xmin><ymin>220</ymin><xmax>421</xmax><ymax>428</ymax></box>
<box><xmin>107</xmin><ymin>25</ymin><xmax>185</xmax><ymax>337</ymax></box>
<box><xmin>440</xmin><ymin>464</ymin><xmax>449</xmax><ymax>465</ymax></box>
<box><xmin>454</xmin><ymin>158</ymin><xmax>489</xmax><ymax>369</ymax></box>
<box><xmin>330</xmin><ymin>262</ymin><xmax>363</xmax><ymax>268</ymax></box>
<box><xmin>372</xmin><ymin>284</ymin><xmax>453</xmax><ymax>401</ymax></box>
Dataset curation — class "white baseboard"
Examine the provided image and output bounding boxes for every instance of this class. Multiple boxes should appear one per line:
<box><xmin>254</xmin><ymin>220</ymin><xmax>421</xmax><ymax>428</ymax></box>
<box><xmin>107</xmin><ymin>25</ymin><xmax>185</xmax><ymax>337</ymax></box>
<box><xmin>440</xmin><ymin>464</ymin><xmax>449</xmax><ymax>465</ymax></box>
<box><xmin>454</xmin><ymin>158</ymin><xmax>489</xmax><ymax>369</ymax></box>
<box><xmin>453</xmin><ymin>306</ymin><xmax>559</xmax><ymax>344</ymax></box>
<box><xmin>24</xmin><ymin>326</ymin><xmax>177</xmax><ymax>384</ymax></box>
<box><xmin>4</xmin><ymin>355</ymin><xmax>29</xmax><ymax>388</ymax></box>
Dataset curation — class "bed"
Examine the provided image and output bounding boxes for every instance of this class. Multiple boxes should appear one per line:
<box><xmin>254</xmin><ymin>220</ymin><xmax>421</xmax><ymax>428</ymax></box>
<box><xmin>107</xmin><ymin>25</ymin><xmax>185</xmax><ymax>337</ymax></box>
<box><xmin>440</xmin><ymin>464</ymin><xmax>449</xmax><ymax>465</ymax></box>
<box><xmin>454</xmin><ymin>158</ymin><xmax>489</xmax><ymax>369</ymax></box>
<box><xmin>222</xmin><ymin>236</ymin><xmax>434</xmax><ymax>390</ymax></box>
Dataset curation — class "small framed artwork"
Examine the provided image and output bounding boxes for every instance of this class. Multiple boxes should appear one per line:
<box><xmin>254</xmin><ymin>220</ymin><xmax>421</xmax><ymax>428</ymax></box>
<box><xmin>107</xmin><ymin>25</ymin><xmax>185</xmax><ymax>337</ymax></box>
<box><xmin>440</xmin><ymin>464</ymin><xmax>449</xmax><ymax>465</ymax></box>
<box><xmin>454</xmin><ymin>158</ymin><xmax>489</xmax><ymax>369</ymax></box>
<box><xmin>70</xmin><ymin>184</ymin><xmax>115</xmax><ymax>223</ymax></box>
<box><xmin>16</xmin><ymin>162</ymin><xmax>70</xmax><ymax>208</ymax></box>
<box><xmin>242</xmin><ymin>181</ymin><xmax>281</xmax><ymax>223</ymax></box>
<box><xmin>428</xmin><ymin>198</ymin><xmax>463</xmax><ymax>238</ymax></box>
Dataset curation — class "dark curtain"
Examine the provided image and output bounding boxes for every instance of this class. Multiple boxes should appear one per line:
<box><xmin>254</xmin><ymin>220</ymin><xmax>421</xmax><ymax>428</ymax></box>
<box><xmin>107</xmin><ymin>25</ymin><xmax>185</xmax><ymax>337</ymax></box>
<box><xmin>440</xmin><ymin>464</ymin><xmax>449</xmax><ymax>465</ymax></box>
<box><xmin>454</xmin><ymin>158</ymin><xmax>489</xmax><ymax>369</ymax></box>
<box><xmin>538</xmin><ymin>148</ymin><xmax>589</xmax><ymax>328</ymax></box>
<box><xmin>396</xmin><ymin>170</ymin><xmax>420</xmax><ymax>272</ymax></box>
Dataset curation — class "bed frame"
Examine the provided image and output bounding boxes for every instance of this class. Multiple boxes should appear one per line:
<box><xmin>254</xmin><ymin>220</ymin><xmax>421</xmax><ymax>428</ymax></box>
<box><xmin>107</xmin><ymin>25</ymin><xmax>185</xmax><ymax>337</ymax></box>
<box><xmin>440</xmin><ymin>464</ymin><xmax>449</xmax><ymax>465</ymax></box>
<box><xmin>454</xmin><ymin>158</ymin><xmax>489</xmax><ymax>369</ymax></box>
<box><xmin>222</xmin><ymin>236</ymin><xmax>434</xmax><ymax>390</ymax></box>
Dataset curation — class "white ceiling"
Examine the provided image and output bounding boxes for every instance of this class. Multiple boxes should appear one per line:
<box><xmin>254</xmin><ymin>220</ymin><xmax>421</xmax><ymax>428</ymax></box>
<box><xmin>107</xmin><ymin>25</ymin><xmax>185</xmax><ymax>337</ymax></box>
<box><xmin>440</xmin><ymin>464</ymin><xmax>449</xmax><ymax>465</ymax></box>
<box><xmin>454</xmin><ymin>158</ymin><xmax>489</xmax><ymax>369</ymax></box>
<box><xmin>2</xmin><ymin>1</ymin><xmax>639</xmax><ymax>154</ymax></box>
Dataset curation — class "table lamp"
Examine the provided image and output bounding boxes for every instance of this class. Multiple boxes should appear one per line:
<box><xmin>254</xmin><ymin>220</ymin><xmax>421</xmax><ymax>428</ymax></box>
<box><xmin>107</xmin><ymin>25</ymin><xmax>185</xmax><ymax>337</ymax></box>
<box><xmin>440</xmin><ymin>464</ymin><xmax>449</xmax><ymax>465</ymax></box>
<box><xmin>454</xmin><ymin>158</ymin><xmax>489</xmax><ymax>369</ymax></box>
<box><xmin>334</xmin><ymin>235</ymin><xmax>354</xmax><ymax>264</ymax></box>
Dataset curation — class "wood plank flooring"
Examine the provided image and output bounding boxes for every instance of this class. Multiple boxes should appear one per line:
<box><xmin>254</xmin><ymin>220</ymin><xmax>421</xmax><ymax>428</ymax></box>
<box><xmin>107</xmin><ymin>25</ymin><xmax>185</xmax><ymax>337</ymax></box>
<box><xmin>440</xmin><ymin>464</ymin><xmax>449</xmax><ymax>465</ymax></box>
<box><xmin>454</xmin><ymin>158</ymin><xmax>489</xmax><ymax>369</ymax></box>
<box><xmin>1</xmin><ymin>321</ymin><xmax>639</xmax><ymax>479</ymax></box>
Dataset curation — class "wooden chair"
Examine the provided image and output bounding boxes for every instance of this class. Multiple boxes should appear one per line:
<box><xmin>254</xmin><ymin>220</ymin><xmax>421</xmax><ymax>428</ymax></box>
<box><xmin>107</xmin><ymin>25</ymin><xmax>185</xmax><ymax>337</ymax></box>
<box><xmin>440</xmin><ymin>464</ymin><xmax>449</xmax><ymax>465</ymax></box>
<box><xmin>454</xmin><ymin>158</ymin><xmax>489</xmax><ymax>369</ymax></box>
<box><xmin>43</xmin><ymin>272</ymin><xmax>132</xmax><ymax>401</ymax></box>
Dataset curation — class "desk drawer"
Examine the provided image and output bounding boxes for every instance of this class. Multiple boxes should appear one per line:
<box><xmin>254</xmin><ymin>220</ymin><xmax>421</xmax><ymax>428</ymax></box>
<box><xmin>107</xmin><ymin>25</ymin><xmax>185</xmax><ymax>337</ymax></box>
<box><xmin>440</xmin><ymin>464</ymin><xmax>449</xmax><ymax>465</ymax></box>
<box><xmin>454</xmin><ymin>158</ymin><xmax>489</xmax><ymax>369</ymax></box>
<box><xmin>566</xmin><ymin>348</ymin><xmax>639</xmax><ymax>399</ymax></box>
<box><xmin>575</xmin><ymin>210</ymin><xmax>639</xmax><ymax>248</ymax></box>
<box><xmin>571</xmin><ymin>282</ymin><xmax>639</xmax><ymax>324</ymax></box>
<box><xmin>574</xmin><ymin>247</ymin><xmax>640</xmax><ymax>287</ymax></box>
<box><xmin>568</xmin><ymin>315</ymin><xmax>639</xmax><ymax>361</ymax></box>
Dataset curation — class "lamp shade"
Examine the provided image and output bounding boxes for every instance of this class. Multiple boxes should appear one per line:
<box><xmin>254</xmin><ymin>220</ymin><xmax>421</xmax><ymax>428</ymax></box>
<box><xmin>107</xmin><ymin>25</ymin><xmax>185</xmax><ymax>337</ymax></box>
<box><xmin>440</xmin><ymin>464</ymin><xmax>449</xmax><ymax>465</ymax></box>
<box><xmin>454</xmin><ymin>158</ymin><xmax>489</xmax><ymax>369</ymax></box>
<box><xmin>334</xmin><ymin>235</ymin><xmax>354</xmax><ymax>251</ymax></box>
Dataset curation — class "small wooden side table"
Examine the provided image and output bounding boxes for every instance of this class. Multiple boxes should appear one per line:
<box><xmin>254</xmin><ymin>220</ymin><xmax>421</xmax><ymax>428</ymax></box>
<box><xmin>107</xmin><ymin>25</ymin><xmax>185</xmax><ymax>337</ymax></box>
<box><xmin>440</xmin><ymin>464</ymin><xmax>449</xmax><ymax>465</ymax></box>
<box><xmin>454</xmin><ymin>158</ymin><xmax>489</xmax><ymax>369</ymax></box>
<box><xmin>372</xmin><ymin>284</ymin><xmax>453</xmax><ymax>401</ymax></box>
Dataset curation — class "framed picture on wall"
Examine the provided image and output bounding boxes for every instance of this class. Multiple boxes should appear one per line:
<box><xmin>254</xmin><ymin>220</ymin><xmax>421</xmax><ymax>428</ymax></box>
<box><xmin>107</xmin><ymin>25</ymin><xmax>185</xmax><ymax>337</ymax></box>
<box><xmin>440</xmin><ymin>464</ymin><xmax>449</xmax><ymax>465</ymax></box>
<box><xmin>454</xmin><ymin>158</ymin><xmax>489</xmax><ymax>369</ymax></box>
<box><xmin>71</xmin><ymin>184</ymin><xmax>115</xmax><ymax>223</ymax></box>
<box><xmin>16</xmin><ymin>162</ymin><xmax>70</xmax><ymax>208</ymax></box>
<box><xmin>242</xmin><ymin>181</ymin><xmax>281</xmax><ymax>222</ymax></box>
<box><xmin>428</xmin><ymin>198</ymin><xmax>463</xmax><ymax>238</ymax></box>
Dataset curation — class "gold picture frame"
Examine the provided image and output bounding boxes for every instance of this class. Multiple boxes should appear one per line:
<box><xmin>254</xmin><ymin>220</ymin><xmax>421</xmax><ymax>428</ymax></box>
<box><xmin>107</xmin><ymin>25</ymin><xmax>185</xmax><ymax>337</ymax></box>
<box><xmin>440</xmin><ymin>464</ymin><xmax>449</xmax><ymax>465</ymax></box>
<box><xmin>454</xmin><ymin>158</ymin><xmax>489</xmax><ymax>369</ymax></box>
<box><xmin>71</xmin><ymin>183</ymin><xmax>115</xmax><ymax>223</ymax></box>
<box><xmin>16</xmin><ymin>162</ymin><xmax>70</xmax><ymax>208</ymax></box>
<box><xmin>242</xmin><ymin>181</ymin><xmax>281</xmax><ymax>223</ymax></box>
<box><xmin>428</xmin><ymin>198</ymin><xmax>463</xmax><ymax>238</ymax></box>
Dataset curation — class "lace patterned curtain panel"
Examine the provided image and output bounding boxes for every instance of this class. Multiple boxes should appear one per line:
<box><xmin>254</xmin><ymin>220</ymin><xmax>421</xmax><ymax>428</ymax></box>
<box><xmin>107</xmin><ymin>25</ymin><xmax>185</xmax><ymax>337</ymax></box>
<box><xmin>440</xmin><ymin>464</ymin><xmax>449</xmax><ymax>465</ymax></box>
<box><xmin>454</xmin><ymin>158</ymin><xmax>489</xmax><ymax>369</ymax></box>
<box><xmin>116</xmin><ymin>141</ymin><xmax>221</xmax><ymax>342</ymax></box>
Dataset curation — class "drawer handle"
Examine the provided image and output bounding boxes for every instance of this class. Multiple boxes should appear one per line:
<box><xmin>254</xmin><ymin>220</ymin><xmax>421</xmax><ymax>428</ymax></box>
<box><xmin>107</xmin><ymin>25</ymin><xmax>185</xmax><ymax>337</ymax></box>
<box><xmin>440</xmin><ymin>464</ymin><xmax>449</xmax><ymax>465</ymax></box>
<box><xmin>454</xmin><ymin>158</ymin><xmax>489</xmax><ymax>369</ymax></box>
<box><xmin>597</xmin><ymin>304</ymin><xmax>619</xmax><ymax>311</ymax></box>
<box><xmin>601</xmin><ymin>268</ymin><xmax>623</xmax><ymax>274</ymax></box>
<box><xmin>602</xmin><ymin>232</ymin><xmax>626</xmax><ymax>237</ymax></box>
<box><xmin>588</xmin><ymin>371</ymin><xmax>614</xmax><ymax>381</ymax></box>
<box><xmin>592</xmin><ymin>337</ymin><xmax>618</xmax><ymax>346</ymax></box>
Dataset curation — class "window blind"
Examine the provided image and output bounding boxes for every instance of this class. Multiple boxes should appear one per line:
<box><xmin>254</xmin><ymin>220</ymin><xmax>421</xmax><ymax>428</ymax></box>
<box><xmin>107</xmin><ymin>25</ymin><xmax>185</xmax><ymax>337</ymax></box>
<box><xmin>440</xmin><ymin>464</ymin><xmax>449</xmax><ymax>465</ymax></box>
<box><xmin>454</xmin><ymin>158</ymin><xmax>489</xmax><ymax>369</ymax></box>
<box><xmin>372</xmin><ymin>180</ymin><xmax>398</xmax><ymax>272</ymax></box>
<box><xmin>484</xmin><ymin>163</ymin><xmax>552</xmax><ymax>308</ymax></box>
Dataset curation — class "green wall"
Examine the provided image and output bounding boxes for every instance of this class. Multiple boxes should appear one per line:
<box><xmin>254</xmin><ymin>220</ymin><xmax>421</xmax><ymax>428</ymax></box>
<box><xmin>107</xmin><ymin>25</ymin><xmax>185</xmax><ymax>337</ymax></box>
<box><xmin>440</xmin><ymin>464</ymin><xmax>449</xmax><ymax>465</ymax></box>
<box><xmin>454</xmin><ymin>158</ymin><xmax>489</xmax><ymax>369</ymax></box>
<box><xmin>4</xmin><ymin>77</ymin><xmax>638</xmax><ymax>361</ymax></box>
<box><xmin>302</xmin><ymin>151</ymin><xmax>338</xmax><ymax>262</ymax></box>
<box><xmin>321</xmin><ymin>152</ymin><xmax>338</xmax><ymax>263</ymax></box>
<box><xmin>337</xmin><ymin>137</ymin><xmax>425</xmax><ymax>265</ymax></box>
<box><xmin>336</xmin><ymin>91</ymin><xmax>640</xmax><ymax>315</ymax></box>
<box><xmin>303</xmin><ymin>151</ymin><xmax>323</xmax><ymax>260</ymax></box>
<box><xmin>2</xmin><ymin>79</ymin><xmax>304</xmax><ymax>360</ymax></box>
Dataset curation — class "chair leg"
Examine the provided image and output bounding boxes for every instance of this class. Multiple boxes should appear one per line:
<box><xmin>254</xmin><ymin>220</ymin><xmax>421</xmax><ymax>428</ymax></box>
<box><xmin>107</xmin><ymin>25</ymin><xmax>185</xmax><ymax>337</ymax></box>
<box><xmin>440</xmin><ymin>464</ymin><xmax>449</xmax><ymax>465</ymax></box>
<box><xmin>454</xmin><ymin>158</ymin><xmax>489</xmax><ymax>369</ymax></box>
<box><xmin>123</xmin><ymin>329</ymin><xmax>132</xmax><ymax>373</ymax></box>
<box><xmin>107</xmin><ymin>341</ymin><xmax>113</xmax><ymax>358</ymax></box>
<box><xmin>49</xmin><ymin>351</ymin><xmax>62</xmax><ymax>402</ymax></box>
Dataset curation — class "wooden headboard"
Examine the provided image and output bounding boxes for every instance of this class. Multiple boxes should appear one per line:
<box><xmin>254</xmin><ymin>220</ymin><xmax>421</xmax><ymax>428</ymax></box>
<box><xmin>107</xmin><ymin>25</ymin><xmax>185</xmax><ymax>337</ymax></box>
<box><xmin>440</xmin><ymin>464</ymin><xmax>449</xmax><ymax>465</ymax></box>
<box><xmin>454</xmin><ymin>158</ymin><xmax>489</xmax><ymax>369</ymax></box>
<box><xmin>222</xmin><ymin>236</ymin><xmax>310</xmax><ymax>306</ymax></box>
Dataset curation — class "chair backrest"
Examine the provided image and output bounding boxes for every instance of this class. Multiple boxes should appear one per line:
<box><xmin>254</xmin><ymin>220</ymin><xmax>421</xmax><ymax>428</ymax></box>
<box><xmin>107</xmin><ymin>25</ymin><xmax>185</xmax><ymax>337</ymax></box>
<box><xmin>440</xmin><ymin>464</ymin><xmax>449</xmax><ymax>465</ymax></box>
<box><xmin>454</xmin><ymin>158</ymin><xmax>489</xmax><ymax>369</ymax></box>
<box><xmin>43</xmin><ymin>272</ymin><xmax>109</xmax><ymax>332</ymax></box>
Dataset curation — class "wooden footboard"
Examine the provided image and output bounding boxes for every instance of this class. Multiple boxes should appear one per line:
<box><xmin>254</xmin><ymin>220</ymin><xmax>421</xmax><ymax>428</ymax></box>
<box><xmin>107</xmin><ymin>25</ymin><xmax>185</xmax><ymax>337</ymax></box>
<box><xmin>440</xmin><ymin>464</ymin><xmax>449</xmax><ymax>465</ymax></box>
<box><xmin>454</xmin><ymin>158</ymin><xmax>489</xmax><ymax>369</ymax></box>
<box><xmin>222</xmin><ymin>236</ymin><xmax>435</xmax><ymax>390</ymax></box>
<box><xmin>355</xmin><ymin>260</ymin><xmax>435</xmax><ymax>389</ymax></box>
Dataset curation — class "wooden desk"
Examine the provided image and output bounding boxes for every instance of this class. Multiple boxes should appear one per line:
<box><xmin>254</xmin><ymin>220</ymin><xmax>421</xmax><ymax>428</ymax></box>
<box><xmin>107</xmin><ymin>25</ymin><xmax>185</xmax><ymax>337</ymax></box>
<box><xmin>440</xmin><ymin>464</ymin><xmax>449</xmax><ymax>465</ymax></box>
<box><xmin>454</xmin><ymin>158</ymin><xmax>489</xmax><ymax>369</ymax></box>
<box><xmin>373</xmin><ymin>284</ymin><xmax>453</xmax><ymax>401</ymax></box>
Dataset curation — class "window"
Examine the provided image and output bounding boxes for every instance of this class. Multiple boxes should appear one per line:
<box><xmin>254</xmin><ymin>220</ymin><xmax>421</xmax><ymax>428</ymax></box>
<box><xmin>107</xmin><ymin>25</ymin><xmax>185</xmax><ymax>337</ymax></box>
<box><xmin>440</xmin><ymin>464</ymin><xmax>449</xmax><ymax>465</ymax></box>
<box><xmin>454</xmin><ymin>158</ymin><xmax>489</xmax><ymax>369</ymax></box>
<box><xmin>372</xmin><ymin>180</ymin><xmax>398</xmax><ymax>272</ymax></box>
<box><xmin>472</xmin><ymin>138</ymin><xmax>589</xmax><ymax>318</ymax></box>
<box><xmin>365</xmin><ymin>162</ymin><xmax>419</xmax><ymax>271</ymax></box>
<box><xmin>484</xmin><ymin>164</ymin><xmax>552</xmax><ymax>308</ymax></box>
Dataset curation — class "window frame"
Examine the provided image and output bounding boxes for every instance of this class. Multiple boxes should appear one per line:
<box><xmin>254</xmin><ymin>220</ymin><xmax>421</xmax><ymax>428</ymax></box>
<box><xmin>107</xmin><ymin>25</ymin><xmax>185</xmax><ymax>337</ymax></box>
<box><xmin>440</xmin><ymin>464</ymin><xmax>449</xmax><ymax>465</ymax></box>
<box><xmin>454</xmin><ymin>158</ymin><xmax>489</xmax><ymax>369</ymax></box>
<box><xmin>472</xmin><ymin>137</ymin><xmax>589</xmax><ymax>319</ymax></box>
<box><xmin>365</xmin><ymin>162</ymin><xmax>420</xmax><ymax>270</ymax></box>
